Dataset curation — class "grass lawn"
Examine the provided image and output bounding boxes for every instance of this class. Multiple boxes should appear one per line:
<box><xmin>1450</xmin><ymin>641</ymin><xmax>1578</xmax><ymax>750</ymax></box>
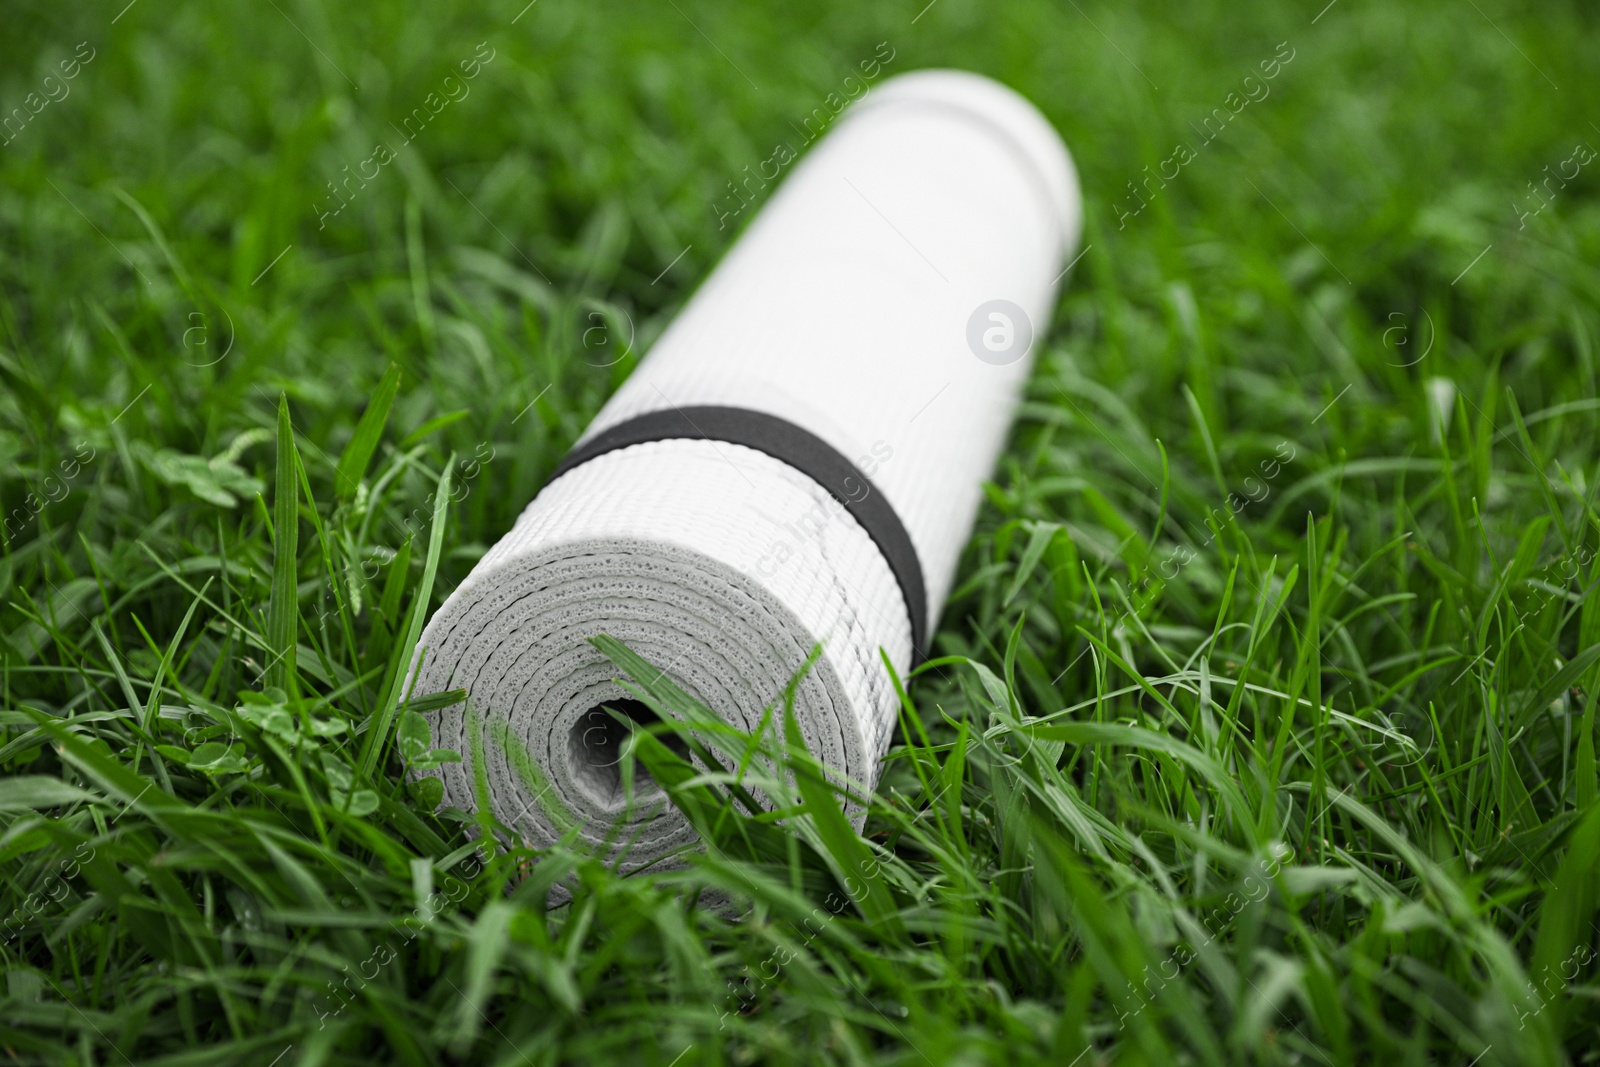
<box><xmin>4</xmin><ymin>0</ymin><xmax>1600</xmax><ymax>1063</ymax></box>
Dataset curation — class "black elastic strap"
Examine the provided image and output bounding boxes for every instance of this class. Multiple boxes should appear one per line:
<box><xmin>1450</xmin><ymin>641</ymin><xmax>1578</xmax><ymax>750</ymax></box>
<box><xmin>549</xmin><ymin>405</ymin><xmax>928</xmax><ymax>661</ymax></box>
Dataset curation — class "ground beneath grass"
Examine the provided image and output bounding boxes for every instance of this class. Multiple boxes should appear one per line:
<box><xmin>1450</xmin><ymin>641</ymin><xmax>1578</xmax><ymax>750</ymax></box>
<box><xmin>3</xmin><ymin>0</ymin><xmax>1600</xmax><ymax>1064</ymax></box>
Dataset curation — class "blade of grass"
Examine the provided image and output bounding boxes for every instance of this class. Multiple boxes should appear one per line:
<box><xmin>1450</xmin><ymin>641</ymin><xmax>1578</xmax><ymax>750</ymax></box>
<box><xmin>358</xmin><ymin>455</ymin><xmax>452</xmax><ymax>778</ymax></box>
<box><xmin>266</xmin><ymin>394</ymin><xmax>300</xmax><ymax>693</ymax></box>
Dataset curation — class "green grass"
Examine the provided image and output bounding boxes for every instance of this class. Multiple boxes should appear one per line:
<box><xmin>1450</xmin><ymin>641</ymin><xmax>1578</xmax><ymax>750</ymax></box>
<box><xmin>3</xmin><ymin>0</ymin><xmax>1600</xmax><ymax>1063</ymax></box>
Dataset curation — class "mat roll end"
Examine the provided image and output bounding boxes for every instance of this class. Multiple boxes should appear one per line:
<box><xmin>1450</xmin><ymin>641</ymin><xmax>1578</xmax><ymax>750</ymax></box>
<box><xmin>406</xmin><ymin>441</ymin><xmax>909</xmax><ymax>865</ymax></box>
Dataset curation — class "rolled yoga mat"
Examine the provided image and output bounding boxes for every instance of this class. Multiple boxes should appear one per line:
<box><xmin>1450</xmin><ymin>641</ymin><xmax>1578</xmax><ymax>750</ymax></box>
<box><xmin>407</xmin><ymin>69</ymin><xmax>1082</xmax><ymax>862</ymax></box>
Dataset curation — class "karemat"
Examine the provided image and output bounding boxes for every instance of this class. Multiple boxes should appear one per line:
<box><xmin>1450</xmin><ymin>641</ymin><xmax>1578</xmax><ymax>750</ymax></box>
<box><xmin>406</xmin><ymin>69</ymin><xmax>1082</xmax><ymax>863</ymax></box>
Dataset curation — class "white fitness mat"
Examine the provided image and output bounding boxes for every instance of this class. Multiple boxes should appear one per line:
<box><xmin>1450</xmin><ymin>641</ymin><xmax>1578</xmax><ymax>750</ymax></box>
<box><xmin>406</xmin><ymin>69</ymin><xmax>1082</xmax><ymax>863</ymax></box>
